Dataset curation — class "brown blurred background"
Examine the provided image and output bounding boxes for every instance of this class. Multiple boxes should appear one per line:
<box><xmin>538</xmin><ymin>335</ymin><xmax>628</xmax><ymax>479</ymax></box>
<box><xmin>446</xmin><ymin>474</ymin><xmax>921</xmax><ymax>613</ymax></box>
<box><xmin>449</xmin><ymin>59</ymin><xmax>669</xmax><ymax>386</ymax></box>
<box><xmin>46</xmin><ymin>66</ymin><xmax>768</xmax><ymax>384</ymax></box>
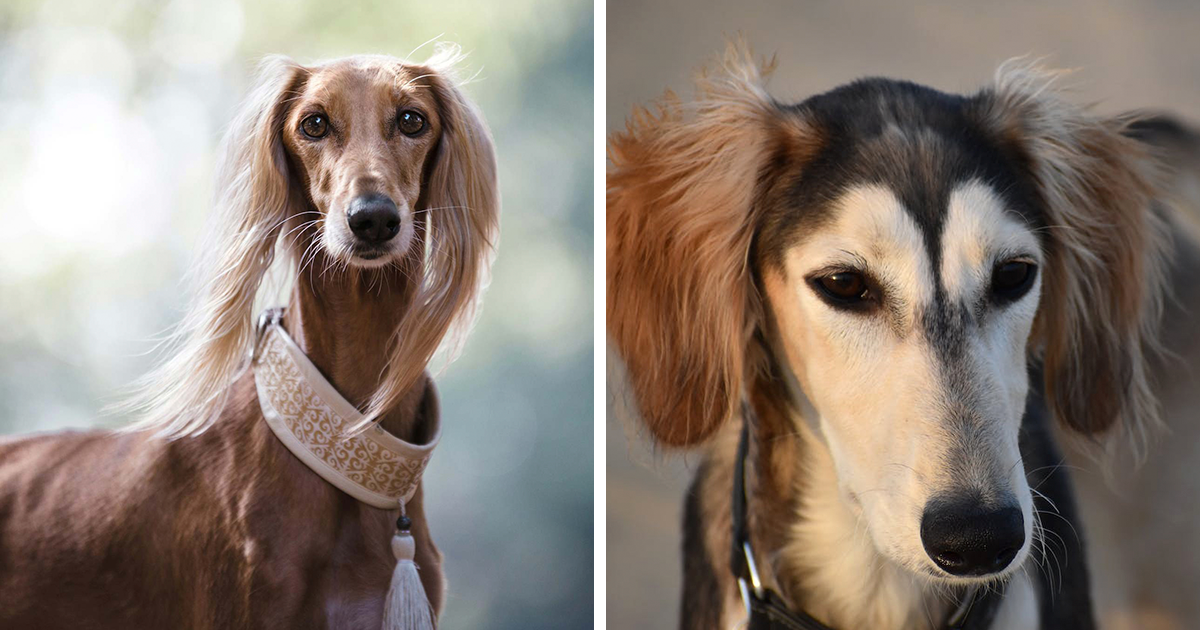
<box><xmin>606</xmin><ymin>1</ymin><xmax>1200</xmax><ymax>627</ymax></box>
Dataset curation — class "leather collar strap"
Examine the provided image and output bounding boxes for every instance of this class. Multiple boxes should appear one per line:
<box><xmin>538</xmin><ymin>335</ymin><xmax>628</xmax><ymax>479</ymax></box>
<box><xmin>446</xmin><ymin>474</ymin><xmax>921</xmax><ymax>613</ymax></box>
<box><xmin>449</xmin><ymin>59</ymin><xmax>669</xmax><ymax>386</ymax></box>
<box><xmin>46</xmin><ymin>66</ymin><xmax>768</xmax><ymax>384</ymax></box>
<box><xmin>730</xmin><ymin>405</ymin><xmax>1006</xmax><ymax>630</ymax></box>
<box><xmin>252</xmin><ymin>309</ymin><xmax>440</xmax><ymax>509</ymax></box>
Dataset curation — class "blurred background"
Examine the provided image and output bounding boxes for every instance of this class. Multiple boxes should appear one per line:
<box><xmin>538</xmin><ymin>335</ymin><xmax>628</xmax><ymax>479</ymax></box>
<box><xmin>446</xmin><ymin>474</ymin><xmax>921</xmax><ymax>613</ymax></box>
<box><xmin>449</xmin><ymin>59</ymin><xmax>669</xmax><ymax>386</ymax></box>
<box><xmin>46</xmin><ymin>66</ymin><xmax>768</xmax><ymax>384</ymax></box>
<box><xmin>607</xmin><ymin>1</ymin><xmax>1200</xmax><ymax>627</ymax></box>
<box><xmin>0</xmin><ymin>0</ymin><xmax>592</xmax><ymax>628</ymax></box>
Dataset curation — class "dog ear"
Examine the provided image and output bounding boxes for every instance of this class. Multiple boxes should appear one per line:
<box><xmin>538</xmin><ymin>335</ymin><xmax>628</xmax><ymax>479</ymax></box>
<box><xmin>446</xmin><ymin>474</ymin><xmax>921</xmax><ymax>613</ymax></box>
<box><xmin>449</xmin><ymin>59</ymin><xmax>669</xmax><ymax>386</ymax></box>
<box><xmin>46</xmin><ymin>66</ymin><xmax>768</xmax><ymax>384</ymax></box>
<box><xmin>119</xmin><ymin>55</ymin><xmax>308</xmax><ymax>437</ymax></box>
<box><xmin>607</xmin><ymin>44</ymin><xmax>791</xmax><ymax>447</ymax></box>
<box><xmin>361</xmin><ymin>45</ymin><xmax>499</xmax><ymax>430</ymax></box>
<box><xmin>976</xmin><ymin>61</ymin><xmax>1169</xmax><ymax>456</ymax></box>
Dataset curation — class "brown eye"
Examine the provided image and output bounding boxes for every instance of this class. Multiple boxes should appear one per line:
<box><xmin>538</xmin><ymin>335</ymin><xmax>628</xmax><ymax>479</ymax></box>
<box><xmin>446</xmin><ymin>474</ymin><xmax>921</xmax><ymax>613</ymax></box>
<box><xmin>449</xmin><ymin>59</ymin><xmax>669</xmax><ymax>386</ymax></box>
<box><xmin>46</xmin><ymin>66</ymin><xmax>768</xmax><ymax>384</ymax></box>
<box><xmin>300</xmin><ymin>114</ymin><xmax>329</xmax><ymax>139</ymax></box>
<box><xmin>813</xmin><ymin>272</ymin><xmax>870</xmax><ymax>305</ymax></box>
<box><xmin>398</xmin><ymin>110</ymin><xmax>426</xmax><ymax>136</ymax></box>
<box><xmin>992</xmin><ymin>260</ymin><xmax>1036</xmax><ymax>302</ymax></box>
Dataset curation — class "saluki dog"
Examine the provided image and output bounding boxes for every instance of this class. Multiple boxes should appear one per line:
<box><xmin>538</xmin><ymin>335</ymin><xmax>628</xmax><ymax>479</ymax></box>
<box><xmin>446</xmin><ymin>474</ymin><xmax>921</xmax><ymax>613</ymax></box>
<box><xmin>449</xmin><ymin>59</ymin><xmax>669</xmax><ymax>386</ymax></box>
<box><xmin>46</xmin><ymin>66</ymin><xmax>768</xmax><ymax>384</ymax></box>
<box><xmin>608</xmin><ymin>44</ymin><xmax>1200</xmax><ymax>630</ymax></box>
<box><xmin>0</xmin><ymin>48</ymin><xmax>497</xmax><ymax>628</ymax></box>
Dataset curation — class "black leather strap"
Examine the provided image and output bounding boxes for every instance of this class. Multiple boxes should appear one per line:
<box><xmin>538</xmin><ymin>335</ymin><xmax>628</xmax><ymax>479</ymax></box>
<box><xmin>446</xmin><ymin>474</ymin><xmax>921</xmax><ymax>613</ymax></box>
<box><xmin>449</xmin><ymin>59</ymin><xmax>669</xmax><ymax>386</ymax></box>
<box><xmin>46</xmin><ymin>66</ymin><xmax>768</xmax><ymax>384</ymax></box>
<box><xmin>730</xmin><ymin>407</ymin><xmax>1006</xmax><ymax>630</ymax></box>
<box><xmin>730</xmin><ymin>403</ymin><xmax>751</xmax><ymax>579</ymax></box>
<box><xmin>748</xmin><ymin>588</ymin><xmax>834</xmax><ymax>630</ymax></box>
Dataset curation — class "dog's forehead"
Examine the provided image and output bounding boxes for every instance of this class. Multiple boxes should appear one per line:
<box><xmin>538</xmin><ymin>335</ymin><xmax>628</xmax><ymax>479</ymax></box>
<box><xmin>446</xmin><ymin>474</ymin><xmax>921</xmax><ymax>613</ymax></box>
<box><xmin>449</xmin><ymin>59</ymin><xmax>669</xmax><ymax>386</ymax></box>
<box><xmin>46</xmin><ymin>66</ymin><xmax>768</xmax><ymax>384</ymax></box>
<box><xmin>301</xmin><ymin>58</ymin><xmax>439</xmax><ymax>110</ymax></box>
<box><xmin>760</xmin><ymin>79</ymin><xmax>1045</xmax><ymax>271</ymax></box>
<box><xmin>819</xmin><ymin>180</ymin><xmax>1039</xmax><ymax>289</ymax></box>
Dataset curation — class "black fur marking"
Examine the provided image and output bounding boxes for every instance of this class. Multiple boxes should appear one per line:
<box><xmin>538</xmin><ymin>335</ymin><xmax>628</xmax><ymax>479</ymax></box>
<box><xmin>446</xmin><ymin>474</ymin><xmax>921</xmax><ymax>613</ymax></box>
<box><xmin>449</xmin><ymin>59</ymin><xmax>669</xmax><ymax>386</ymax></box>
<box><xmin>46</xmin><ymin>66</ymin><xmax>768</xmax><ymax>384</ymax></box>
<box><xmin>761</xmin><ymin>79</ymin><xmax>1045</xmax><ymax>266</ymax></box>
<box><xmin>921</xmin><ymin>298</ymin><xmax>971</xmax><ymax>363</ymax></box>
<box><xmin>1020</xmin><ymin>369</ymin><xmax>1095</xmax><ymax>629</ymax></box>
<box><xmin>681</xmin><ymin>461</ymin><xmax>723</xmax><ymax>629</ymax></box>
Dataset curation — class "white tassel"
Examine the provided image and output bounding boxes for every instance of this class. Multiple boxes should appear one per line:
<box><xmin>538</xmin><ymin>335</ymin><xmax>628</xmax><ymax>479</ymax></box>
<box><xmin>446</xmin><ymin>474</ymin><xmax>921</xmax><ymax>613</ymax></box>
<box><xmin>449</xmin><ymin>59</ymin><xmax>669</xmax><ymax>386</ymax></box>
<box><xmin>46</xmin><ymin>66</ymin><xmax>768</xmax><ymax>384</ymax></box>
<box><xmin>383</xmin><ymin>529</ymin><xmax>435</xmax><ymax>630</ymax></box>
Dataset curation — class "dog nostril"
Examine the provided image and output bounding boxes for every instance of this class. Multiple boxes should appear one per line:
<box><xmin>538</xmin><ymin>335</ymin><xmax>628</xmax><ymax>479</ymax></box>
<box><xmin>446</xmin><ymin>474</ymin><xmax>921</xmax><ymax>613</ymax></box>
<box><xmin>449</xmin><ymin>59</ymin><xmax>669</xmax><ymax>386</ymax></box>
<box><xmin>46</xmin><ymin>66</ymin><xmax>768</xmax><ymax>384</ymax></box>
<box><xmin>935</xmin><ymin>551</ymin><xmax>964</xmax><ymax>567</ymax></box>
<box><xmin>994</xmin><ymin>546</ymin><xmax>1019</xmax><ymax>570</ymax></box>
<box><xmin>346</xmin><ymin>194</ymin><xmax>401</xmax><ymax>245</ymax></box>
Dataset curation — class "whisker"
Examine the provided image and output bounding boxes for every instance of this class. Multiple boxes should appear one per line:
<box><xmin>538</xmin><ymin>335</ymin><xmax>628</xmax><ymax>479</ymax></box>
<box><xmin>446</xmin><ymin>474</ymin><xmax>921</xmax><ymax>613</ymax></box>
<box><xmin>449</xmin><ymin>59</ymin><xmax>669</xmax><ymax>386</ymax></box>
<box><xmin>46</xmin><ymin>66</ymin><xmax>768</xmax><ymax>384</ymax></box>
<box><xmin>405</xmin><ymin>33</ymin><xmax>444</xmax><ymax>61</ymax></box>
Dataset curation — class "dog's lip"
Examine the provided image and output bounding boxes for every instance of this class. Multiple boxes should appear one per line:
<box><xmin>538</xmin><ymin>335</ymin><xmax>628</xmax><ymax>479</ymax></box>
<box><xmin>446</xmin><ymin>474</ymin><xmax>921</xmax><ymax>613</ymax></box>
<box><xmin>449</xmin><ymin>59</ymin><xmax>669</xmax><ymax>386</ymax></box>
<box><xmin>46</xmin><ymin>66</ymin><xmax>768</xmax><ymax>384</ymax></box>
<box><xmin>344</xmin><ymin>243</ymin><xmax>399</xmax><ymax>268</ymax></box>
<box><xmin>348</xmin><ymin>242</ymin><xmax>393</xmax><ymax>259</ymax></box>
<box><xmin>921</xmin><ymin>549</ymin><xmax>1027</xmax><ymax>584</ymax></box>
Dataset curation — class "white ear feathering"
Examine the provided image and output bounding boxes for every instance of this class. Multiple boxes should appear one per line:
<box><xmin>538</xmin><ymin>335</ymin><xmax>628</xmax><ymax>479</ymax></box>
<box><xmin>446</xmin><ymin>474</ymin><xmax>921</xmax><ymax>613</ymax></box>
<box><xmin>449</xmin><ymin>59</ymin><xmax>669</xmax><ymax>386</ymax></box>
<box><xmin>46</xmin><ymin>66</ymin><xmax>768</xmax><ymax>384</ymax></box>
<box><xmin>115</xmin><ymin>55</ymin><xmax>306</xmax><ymax>438</ymax></box>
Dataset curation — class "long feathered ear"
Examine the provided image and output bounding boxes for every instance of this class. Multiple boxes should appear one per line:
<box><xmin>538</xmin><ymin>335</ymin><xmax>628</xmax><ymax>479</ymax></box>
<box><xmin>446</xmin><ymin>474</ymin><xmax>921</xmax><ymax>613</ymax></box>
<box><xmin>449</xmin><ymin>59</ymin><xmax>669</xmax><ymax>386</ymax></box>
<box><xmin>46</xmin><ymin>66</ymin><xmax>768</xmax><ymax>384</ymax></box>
<box><xmin>119</xmin><ymin>56</ymin><xmax>308</xmax><ymax>436</ymax></box>
<box><xmin>607</xmin><ymin>43</ymin><xmax>786</xmax><ymax>447</ymax></box>
<box><xmin>361</xmin><ymin>45</ymin><xmax>499</xmax><ymax>428</ymax></box>
<box><xmin>974</xmin><ymin>61</ymin><xmax>1170</xmax><ymax>458</ymax></box>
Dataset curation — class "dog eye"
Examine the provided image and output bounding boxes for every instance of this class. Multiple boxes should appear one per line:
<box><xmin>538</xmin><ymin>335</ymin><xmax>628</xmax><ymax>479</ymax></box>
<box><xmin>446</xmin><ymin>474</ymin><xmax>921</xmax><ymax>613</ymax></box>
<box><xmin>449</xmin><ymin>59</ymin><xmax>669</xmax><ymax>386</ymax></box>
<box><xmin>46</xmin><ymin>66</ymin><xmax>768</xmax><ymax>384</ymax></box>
<box><xmin>300</xmin><ymin>114</ymin><xmax>329</xmax><ymax>139</ymax></box>
<box><xmin>812</xmin><ymin>272</ymin><xmax>871</xmax><ymax>306</ymax></box>
<box><xmin>398</xmin><ymin>110</ymin><xmax>426</xmax><ymax>136</ymax></box>
<box><xmin>991</xmin><ymin>260</ymin><xmax>1036</xmax><ymax>301</ymax></box>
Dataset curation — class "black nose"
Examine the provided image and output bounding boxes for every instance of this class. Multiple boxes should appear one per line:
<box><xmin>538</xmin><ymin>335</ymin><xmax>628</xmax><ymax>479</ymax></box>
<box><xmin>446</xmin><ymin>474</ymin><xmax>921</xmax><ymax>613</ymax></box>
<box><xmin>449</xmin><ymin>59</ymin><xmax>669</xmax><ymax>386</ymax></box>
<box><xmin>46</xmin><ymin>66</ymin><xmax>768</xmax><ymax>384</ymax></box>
<box><xmin>347</xmin><ymin>194</ymin><xmax>401</xmax><ymax>244</ymax></box>
<box><xmin>920</xmin><ymin>497</ymin><xmax>1024</xmax><ymax>576</ymax></box>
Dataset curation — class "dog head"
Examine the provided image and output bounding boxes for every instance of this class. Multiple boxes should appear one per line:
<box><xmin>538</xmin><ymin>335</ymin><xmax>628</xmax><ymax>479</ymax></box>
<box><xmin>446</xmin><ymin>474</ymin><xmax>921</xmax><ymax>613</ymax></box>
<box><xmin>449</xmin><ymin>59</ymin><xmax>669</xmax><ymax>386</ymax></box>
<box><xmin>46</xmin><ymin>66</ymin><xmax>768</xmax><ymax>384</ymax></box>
<box><xmin>277</xmin><ymin>56</ymin><xmax>445</xmax><ymax>267</ymax></box>
<box><xmin>608</xmin><ymin>46</ymin><xmax>1166</xmax><ymax>584</ymax></box>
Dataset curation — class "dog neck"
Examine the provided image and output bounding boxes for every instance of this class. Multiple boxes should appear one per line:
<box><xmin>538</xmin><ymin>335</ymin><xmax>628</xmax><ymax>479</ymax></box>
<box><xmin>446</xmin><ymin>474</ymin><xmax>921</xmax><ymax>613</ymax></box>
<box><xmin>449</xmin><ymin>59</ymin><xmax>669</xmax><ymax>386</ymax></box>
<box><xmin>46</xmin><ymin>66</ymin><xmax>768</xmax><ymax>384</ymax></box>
<box><xmin>770</xmin><ymin>416</ymin><xmax>949</xmax><ymax>630</ymax></box>
<box><xmin>282</xmin><ymin>251</ymin><xmax>427</xmax><ymax>442</ymax></box>
<box><xmin>735</xmin><ymin>347</ymin><xmax>947</xmax><ymax>628</ymax></box>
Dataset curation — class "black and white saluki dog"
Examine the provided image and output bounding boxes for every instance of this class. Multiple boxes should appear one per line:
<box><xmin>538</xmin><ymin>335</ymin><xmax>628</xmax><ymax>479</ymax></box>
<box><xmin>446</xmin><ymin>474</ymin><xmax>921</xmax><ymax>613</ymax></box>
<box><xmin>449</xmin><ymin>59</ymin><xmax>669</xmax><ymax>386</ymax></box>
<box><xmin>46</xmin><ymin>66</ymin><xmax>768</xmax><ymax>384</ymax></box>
<box><xmin>608</xmin><ymin>45</ymin><xmax>1200</xmax><ymax>630</ymax></box>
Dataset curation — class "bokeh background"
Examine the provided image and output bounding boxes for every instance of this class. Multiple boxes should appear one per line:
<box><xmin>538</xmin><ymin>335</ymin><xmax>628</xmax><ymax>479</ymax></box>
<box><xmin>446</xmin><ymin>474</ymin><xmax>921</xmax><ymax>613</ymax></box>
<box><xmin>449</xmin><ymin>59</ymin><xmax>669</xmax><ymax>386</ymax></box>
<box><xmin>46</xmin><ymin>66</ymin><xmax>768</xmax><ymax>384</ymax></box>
<box><xmin>0</xmin><ymin>0</ymin><xmax>592</xmax><ymax>628</ymax></box>
<box><xmin>607</xmin><ymin>1</ymin><xmax>1200</xmax><ymax>627</ymax></box>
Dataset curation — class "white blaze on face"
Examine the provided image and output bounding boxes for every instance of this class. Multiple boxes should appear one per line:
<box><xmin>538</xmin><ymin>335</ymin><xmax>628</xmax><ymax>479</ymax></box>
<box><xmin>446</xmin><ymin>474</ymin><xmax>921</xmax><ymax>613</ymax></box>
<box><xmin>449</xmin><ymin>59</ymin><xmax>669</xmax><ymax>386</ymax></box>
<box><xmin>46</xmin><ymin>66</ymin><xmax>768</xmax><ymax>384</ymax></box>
<box><xmin>941</xmin><ymin>181</ymin><xmax>1043</xmax><ymax>430</ymax></box>
<box><xmin>764</xmin><ymin>180</ymin><xmax>1042</xmax><ymax>580</ymax></box>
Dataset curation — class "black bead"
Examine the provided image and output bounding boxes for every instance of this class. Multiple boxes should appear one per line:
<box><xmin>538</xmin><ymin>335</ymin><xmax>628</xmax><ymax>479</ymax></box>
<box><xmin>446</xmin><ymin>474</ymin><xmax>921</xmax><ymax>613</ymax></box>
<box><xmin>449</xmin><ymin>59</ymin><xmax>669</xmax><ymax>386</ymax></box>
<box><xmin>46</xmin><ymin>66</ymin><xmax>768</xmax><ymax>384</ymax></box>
<box><xmin>396</xmin><ymin>515</ymin><xmax>412</xmax><ymax>532</ymax></box>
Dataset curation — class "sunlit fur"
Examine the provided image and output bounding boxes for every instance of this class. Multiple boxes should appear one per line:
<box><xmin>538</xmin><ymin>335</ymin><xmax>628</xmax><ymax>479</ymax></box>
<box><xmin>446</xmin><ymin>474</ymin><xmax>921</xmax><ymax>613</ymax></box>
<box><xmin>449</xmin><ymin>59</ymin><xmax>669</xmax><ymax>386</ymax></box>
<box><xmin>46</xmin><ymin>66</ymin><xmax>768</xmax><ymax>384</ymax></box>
<box><xmin>607</xmin><ymin>43</ymin><xmax>801</xmax><ymax>446</ymax></box>
<box><xmin>608</xmin><ymin>44</ymin><xmax>1171</xmax><ymax>629</ymax></box>
<box><xmin>118</xmin><ymin>44</ymin><xmax>498</xmax><ymax>437</ymax></box>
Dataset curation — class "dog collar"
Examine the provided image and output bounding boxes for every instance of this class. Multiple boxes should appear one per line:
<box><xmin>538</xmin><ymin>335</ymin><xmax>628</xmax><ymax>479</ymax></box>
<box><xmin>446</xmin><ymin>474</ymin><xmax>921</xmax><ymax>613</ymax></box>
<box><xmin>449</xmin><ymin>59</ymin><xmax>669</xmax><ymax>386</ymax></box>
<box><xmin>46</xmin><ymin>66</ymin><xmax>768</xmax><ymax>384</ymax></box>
<box><xmin>730</xmin><ymin>406</ymin><xmax>1006</xmax><ymax>630</ymax></box>
<box><xmin>251</xmin><ymin>309</ymin><xmax>439</xmax><ymax>509</ymax></box>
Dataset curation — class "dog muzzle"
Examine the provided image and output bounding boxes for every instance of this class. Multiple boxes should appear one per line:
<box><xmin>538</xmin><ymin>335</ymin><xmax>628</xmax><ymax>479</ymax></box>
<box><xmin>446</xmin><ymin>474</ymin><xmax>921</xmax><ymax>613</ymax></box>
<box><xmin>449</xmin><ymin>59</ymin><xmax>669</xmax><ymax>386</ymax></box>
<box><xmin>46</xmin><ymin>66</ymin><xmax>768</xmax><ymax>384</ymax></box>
<box><xmin>731</xmin><ymin>404</ymin><xmax>1007</xmax><ymax>630</ymax></box>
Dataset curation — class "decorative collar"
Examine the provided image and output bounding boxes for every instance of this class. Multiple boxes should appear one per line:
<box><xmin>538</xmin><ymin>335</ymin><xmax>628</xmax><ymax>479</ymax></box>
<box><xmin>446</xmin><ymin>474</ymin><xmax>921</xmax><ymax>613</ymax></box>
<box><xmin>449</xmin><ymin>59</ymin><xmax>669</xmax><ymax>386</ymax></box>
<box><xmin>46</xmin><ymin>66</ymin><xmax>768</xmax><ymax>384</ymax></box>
<box><xmin>252</xmin><ymin>310</ymin><xmax>440</xmax><ymax>509</ymax></box>
<box><xmin>730</xmin><ymin>404</ymin><xmax>1006</xmax><ymax>630</ymax></box>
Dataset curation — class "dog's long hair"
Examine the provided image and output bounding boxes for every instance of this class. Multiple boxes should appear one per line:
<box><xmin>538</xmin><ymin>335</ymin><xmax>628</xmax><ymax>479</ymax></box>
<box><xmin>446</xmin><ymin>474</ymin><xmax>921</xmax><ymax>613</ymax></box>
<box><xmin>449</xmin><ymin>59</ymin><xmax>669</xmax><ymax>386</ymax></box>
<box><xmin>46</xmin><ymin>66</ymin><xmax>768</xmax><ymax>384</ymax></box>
<box><xmin>608</xmin><ymin>44</ymin><xmax>1168</xmax><ymax>458</ymax></box>
<box><xmin>607</xmin><ymin>48</ymin><xmax>783</xmax><ymax>447</ymax></box>
<box><xmin>120</xmin><ymin>44</ymin><xmax>499</xmax><ymax>437</ymax></box>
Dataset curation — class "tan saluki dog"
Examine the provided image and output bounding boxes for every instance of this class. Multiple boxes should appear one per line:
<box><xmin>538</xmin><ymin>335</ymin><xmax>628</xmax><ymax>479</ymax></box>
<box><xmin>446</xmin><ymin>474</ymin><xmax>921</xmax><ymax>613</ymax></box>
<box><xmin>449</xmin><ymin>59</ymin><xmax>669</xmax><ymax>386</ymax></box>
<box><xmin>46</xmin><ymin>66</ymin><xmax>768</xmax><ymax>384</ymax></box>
<box><xmin>0</xmin><ymin>47</ymin><xmax>498</xmax><ymax>629</ymax></box>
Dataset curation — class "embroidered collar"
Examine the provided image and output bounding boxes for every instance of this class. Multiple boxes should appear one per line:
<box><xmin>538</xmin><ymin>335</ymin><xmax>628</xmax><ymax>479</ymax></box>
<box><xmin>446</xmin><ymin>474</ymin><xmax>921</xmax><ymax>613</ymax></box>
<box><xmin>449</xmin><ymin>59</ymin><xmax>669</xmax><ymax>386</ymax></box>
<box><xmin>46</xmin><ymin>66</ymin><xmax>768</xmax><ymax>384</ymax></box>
<box><xmin>252</xmin><ymin>310</ymin><xmax>440</xmax><ymax>509</ymax></box>
<box><xmin>730</xmin><ymin>404</ymin><xmax>1006</xmax><ymax>630</ymax></box>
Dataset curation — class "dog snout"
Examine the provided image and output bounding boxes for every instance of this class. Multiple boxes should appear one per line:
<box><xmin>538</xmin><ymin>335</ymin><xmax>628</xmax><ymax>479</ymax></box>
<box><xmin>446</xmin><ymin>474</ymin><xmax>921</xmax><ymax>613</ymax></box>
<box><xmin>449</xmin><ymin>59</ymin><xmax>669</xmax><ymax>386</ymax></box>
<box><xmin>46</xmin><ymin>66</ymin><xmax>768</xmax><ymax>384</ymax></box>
<box><xmin>920</xmin><ymin>496</ymin><xmax>1024</xmax><ymax>577</ymax></box>
<box><xmin>346</xmin><ymin>193</ymin><xmax>401</xmax><ymax>244</ymax></box>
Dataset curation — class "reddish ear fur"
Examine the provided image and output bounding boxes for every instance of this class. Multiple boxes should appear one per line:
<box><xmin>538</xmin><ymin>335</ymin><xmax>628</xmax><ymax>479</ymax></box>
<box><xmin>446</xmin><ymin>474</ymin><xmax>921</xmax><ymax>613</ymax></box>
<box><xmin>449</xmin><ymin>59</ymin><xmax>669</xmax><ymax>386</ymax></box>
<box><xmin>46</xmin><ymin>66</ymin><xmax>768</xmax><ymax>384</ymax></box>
<box><xmin>606</xmin><ymin>46</ymin><xmax>783</xmax><ymax>447</ymax></box>
<box><xmin>978</xmin><ymin>62</ymin><xmax>1169</xmax><ymax>456</ymax></box>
